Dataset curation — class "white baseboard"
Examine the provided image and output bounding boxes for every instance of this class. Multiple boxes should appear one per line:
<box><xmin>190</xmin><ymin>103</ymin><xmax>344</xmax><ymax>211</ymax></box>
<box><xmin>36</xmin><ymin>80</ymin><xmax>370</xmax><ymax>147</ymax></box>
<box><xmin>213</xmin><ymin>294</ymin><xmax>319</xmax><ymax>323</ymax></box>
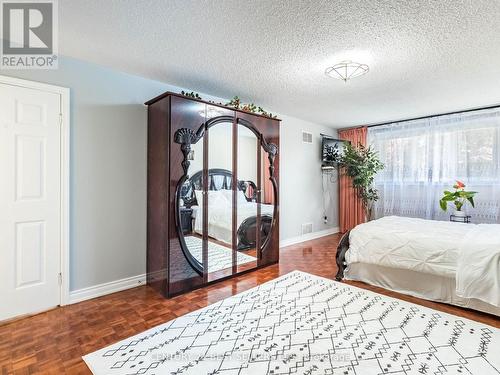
<box><xmin>280</xmin><ymin>227</ymin><xmax>340</xmax><ymax>248</ymax></box>
<box><xmin>69</xmin><ymin>274</ymin><xmax>146</xmax><ymax>304</ymax></box>
<box><xmin>68</xmin><ymin>228</ymin><xmax>338</xmax><ymax>304</ymax></box>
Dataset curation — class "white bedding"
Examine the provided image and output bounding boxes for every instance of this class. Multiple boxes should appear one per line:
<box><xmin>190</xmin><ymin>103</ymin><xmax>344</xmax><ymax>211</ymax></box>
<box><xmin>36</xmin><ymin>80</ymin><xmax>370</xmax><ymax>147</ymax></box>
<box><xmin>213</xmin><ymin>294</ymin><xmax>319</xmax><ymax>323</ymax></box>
<box><xmin>457</xmin><ymin>224</ymin><xmax>500</xmax><ymax>307</ymax></box>
<box><xmin>345</xmin><ymin>263</ymin><xmax>500</xmax><ymax>316</ymax></box>
<box><xmin>346</xmin><ymin>216</ymin><xmax>500</xmax><ymax>308</ymax></box>
<box><xmin>192</xmin><ymin>189</ymin><xmax>273</xmax><ymax>245</ymax></box>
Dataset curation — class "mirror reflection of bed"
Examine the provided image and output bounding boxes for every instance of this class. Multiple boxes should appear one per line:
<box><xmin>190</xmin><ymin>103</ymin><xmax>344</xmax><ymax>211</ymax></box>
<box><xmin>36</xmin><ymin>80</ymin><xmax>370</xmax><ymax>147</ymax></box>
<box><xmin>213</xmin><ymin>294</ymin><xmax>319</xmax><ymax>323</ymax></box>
<box><xmin>178</xmin><ymin>121</ymin><xmax>274</xmax><ymax>281</ymax></box>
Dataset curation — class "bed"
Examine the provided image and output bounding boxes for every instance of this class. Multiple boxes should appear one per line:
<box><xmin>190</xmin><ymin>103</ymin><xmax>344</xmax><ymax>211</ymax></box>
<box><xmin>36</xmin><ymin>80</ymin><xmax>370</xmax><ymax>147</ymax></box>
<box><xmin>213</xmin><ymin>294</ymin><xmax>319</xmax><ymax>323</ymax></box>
<box><xmin>336</xmin><ymin>216</ymin><xmax>500</xmax><ymax>316</ymax></box>
<box><xmin>180</xmin><ymin>169</ymin><xmax>274</xmax><ymax>250</ymax></box>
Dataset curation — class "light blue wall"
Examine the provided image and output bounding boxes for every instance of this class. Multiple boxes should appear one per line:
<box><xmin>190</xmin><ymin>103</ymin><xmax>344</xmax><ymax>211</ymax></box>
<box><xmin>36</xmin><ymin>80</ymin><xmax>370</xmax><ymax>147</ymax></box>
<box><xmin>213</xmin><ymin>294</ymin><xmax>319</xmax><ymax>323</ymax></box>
<box><xmin>1</xmin><ymin>57</ymin><xmax>338</xmax><ymax>291</ymax></box>
<box><xmin>1</xmin><ymin>57</ymin><xmax>174</xmax><ymax>291</ymax></box>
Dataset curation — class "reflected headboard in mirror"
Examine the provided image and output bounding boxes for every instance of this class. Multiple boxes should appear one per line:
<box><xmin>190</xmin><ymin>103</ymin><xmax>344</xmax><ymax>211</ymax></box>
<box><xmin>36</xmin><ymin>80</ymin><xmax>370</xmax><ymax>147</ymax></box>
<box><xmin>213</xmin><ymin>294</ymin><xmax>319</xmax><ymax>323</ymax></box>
<box><xmin>180</xmin><ymin>168</ymin><xmax>257</xmax><ymax>207</ymax></box>
<box><xmin>180</xmin><ymin>168</ymin><xmax>268</xmax><ymax>251</ymax></box>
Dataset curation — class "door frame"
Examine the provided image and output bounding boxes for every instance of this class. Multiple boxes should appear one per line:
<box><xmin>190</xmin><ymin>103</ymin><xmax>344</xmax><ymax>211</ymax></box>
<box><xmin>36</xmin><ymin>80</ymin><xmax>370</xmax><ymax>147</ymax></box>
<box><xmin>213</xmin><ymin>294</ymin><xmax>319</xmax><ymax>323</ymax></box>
<box><xmin>0</xmin><ymin>74</ymin><xmax>70</xmax><ymax>306</ymax></box>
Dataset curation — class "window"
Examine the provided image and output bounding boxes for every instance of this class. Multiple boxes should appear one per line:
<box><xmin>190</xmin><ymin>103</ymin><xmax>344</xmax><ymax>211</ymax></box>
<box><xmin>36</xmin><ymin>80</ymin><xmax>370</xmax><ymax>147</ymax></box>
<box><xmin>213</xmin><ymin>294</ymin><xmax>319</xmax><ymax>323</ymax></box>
<box><xmin>368</xmin><ymin>108</ymin><xmax>500</xmax><ymax>223</ymax></box>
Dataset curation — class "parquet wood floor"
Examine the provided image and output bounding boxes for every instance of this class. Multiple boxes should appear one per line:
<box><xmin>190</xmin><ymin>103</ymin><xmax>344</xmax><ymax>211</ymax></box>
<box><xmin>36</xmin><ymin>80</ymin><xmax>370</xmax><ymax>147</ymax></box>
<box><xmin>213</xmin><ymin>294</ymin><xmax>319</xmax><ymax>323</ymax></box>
<box><xmin>1</xmin><ymin>233</ymin><xmax>498</xmax><ymax>374</ymax></box>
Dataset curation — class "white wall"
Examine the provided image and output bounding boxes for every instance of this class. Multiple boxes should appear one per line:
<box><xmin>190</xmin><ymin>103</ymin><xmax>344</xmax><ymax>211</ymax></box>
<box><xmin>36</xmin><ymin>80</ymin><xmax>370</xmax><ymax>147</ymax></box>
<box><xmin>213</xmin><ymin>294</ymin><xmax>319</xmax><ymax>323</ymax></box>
<box><xmin>237</xmin><ymin>129</ymin><xmax>258</xmax><ymax>182</ymax></box>
<box><xmin>190</xmin><ymin>125</ymin><xmax>258</xmax><ymax>182</ymax></box>
<box><xmin>280</xmin><ymin>116</ymin><xmax>339</xmax><ymax>242</ymax></box>
<box><xmin>0</xmin><ymin>57</ymin><xmax>338</xmax><ymax>293</ymax></box>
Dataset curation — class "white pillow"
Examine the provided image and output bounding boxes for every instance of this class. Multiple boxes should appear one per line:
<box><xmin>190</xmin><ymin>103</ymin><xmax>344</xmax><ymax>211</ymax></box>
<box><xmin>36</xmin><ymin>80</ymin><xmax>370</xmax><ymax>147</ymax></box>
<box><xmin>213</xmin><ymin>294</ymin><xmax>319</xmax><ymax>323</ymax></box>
<box><xmin>220</xmin><ymin>189</ymin><xmax>232</xmax><ymax>204</ymax></box>
<box><xmin>220</xmin><ymin>189</ymin><xmax>250</xmax><ymax>204</ymax></box>
<box><xmin>238</xmin><ymin>189</ymin><xmax>248</xmax><ymax>203</ymax></box>
<box><xmin>194</xmin><ymin>190</ymin><xmax>203</xmax><ymax>207</ymax></box>
<box><xmin>211</xmin><ymin>190</ymin><xmax>228</xmax><ymax>206</ymax></box>
<box><xmin>195</xmin><ymin>189</ymin><xmax>229</xmax><ymax>206</ymax></box>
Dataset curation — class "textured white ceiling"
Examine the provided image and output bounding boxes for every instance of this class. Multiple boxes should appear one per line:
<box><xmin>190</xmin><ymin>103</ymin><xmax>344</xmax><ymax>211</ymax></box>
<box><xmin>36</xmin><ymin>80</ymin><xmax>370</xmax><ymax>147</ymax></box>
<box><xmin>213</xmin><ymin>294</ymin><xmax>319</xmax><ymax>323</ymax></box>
<box><xmin>60</xmin><ymin>0</ymin><xmax>500</xmax><ymax>128</ymax></box>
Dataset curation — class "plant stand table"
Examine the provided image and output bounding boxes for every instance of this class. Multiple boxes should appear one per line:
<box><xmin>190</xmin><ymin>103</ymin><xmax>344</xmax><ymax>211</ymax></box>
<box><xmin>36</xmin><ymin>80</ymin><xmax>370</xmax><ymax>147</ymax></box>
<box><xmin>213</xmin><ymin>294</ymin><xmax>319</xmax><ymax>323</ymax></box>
<box><xmin>450</xmin><ymin>215</ymin><xmax>471</xmax><ymax>223</ymax></box>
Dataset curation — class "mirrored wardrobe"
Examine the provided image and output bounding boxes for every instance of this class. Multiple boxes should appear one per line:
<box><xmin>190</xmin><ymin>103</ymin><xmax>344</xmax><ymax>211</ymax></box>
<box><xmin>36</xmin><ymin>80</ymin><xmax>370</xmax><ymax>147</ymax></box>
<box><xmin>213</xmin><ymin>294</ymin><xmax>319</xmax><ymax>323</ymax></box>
<box><xmin>146</xmin><ymin>92</ymin><xmax>280</xmax><ymax>297</ymax></box>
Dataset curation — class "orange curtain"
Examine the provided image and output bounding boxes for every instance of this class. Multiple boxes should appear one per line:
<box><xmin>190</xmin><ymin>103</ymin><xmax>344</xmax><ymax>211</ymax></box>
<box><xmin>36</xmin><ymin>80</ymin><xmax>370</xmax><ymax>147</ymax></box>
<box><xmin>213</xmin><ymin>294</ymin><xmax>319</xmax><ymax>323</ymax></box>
<box><xmin>263</xmin><ymin>154</ymin><xmax>273</xmax><ymax>204</ymax></box>
<box><xmin>338</xmin><ymin>127</ymin><xmax>367</xmax><ymax>232</ymax></box>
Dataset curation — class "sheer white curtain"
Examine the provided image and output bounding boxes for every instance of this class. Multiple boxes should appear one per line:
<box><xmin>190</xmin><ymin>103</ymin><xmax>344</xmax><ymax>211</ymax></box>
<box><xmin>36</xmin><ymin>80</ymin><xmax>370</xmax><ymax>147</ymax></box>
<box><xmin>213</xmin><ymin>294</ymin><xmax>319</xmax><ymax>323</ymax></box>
<box><xmin>368</xmin><ymin>108</ymin><xmax>500</xmax><ymax>223</ymax></box>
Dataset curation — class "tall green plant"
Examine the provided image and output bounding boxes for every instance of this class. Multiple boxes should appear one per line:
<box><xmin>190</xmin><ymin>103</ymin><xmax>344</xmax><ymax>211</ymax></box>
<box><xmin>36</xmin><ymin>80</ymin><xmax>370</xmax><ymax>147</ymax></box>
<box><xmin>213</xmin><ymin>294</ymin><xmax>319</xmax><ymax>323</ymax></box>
<box><xmin>339</xmin><ymin>142</ymin><xmax>384</xmax><ymax>220</ymax></box>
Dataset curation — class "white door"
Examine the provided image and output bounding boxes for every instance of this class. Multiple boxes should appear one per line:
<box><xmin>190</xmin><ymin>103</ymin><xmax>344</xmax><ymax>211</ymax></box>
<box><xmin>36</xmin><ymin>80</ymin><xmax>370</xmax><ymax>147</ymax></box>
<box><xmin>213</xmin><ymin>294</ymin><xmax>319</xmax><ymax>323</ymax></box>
<box><xmin>0</xmin><ymin>82</ymin><xmax>62</xmax><ymax>321</ymax></box>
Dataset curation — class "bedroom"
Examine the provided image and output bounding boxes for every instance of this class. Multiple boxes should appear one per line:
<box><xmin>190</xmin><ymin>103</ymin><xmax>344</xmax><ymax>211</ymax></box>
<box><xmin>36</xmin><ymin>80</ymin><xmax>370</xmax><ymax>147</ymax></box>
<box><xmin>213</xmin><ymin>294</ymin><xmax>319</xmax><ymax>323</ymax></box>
<box><xmin>0</xmin><ymin>0</ymin><xmax>499</xmax><ymax>374</ymax></box>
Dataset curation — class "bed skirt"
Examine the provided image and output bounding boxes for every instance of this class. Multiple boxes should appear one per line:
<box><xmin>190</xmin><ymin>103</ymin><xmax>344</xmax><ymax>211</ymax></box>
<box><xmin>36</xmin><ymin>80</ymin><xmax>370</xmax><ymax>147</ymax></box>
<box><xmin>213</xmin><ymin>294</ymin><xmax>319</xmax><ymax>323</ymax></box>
<box><xmin>344</xmin><ymin>262</ymin><xmax>500</xmax><ymax>317</ymax></box>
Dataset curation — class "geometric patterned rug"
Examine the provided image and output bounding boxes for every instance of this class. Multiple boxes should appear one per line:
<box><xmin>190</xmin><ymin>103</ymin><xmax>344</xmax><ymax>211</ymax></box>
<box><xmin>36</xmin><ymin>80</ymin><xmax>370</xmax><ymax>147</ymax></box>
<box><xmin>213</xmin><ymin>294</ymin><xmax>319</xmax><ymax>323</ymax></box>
<box><xmin>184</xmin><ymin>236</ymin><xmax>256</xmax><ymax>273</ymax></box>
<box><xmin>83</xmin><ymin>271</ymin><xmax>500</xmax><ymax>375</ymax></box>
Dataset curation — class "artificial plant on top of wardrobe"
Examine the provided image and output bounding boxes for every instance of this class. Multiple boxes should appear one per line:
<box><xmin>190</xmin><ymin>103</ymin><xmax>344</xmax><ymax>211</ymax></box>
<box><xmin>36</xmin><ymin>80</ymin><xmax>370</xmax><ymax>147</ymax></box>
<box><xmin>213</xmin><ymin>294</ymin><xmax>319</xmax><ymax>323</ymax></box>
<box><xmin>339</xmin><ymin>142</ymin><xmax>384</xmax><ymax>221</ymax></box>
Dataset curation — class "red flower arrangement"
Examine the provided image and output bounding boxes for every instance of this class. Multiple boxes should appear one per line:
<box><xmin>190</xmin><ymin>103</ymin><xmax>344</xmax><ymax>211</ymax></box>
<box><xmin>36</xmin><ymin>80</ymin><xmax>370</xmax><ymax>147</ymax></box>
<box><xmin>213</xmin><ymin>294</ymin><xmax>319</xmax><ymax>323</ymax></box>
<box><xmin>440</xmin><ymin>180</ymin><xmax>477</xmax><ymax>213</ymax></box>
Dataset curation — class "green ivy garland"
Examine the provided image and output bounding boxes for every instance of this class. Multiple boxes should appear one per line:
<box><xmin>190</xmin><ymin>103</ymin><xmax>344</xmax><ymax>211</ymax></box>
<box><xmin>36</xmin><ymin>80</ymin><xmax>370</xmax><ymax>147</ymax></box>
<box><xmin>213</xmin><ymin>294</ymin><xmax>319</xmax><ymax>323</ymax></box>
<box><xmin>180</xmin><ymin>91</ymin><xmax>201</xmax><ymax>99</ymax></box>
<box><xmin>180</xmin><ymin>91</ymin><xmax>277</xmax><ymax>119</ymax></box>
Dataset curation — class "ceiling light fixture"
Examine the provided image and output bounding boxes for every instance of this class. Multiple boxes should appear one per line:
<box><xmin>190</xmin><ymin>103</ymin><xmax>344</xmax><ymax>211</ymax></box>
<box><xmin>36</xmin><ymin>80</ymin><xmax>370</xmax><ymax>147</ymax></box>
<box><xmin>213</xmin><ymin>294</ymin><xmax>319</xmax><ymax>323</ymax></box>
<box><xmin>325</xmin><ymin>60</ymin><xmax>369</xmax><ymax>82</ymax></box>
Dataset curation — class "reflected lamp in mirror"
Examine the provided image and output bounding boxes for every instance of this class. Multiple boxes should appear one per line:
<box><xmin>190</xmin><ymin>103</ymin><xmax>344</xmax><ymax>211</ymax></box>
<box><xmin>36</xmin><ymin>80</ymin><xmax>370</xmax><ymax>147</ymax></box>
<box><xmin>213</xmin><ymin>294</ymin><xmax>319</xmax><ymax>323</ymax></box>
<box><xmin>198</xmin><ymin>107</ymin><xmax>224</xmax><ymax>119</ymax></box>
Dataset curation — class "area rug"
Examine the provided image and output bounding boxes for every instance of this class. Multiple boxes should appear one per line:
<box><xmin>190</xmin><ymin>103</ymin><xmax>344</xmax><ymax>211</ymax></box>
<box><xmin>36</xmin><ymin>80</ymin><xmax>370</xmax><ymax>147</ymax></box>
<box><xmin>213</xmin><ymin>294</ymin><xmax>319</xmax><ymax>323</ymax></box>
<box><xmin>184</xmin><ymin>236</ymin><xmax>256</xmax><ymax>273</ymax></box>
<box><xmin>83</xmin><ymin>271</ymin><xmax>499</xmax><ymax>375</ymax></box>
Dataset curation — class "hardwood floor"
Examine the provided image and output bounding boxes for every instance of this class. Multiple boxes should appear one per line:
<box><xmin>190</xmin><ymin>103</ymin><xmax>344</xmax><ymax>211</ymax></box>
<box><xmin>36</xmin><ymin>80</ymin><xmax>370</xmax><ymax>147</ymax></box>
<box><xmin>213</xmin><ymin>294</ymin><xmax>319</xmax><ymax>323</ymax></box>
<box><xmin>1</xmin><ymin>233</ymin><xmax>498</xmax><ymax>374</ymax></box>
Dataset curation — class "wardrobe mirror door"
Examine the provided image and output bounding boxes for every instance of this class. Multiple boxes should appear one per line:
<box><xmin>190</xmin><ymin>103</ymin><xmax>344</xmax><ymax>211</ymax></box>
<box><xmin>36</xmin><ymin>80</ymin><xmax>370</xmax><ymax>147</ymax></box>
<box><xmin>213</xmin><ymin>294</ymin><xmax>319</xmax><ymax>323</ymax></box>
<box><xmin>178</xmin><ymin>135</ymin><xmax>204</xmax><ymax>271</ymax></box>
<box><xmin>259</xmin><ymin>147</ymin><xmax>275</xmax><ymax>250</ymax></box>
<box><xmin>236</xmin><ymin>125</ymin><xmax>259</xmax><ymax>272</ymax></box>
<box><xmin>207</xmin><ymin>121</ymin><xmax>234</xmax><ymax>282</ymax></box>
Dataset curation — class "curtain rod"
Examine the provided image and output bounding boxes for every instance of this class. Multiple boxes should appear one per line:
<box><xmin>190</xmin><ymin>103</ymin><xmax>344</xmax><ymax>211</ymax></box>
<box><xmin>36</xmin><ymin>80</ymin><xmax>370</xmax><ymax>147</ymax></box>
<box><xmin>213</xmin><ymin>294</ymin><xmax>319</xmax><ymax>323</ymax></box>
<box><xmin>341</xmin><ymin>102</ymin><xmax>500</xmax><ymax>130</ymax></box>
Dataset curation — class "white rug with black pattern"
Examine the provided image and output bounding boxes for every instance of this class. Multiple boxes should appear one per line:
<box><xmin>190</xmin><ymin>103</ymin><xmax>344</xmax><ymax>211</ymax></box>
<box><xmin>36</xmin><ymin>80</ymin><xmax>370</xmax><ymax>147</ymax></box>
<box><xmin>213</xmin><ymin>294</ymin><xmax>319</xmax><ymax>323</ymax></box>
<box><xmin>83</xmin><ymin>271</ymin><xmax>500</xmax><ymax>375</ymax></box>
<box><xmin>184</xmin><ymin>236</ymin><xmax>256</xmax><ymax>273</ymax></box>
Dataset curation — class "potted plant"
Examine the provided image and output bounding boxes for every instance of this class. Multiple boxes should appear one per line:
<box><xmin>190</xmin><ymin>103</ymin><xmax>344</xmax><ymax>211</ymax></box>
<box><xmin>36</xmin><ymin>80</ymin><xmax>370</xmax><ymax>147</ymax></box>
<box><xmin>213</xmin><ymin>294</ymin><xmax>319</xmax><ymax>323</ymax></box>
<box><xmin>339</xmin><ymin>142</ymin><xmax>384</xmax><ymax>220</ymax></box>
<box><xmin>439</xmin><ymin>180</ymin><xmax>477</xmax><ymax>217</ymax></box>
